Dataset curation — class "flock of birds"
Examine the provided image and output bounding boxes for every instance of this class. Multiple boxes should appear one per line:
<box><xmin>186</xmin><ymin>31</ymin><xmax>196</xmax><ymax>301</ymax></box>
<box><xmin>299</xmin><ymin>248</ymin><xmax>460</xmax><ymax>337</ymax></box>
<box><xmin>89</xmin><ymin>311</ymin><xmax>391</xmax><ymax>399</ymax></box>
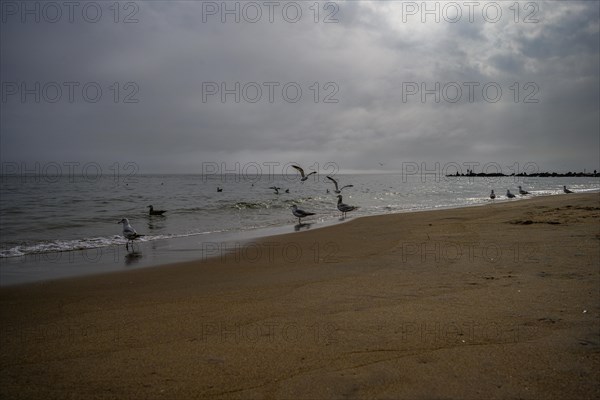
<box><xmin>118</xmin><ymin>165</ymin><xmax>578</xmax><ymax>250</ymax></box>
<box><xmin>491</xmin><ymin>185</ymin><xmax>574</xmax><ymax>200</ymax></box>
<box><xmin>117</xmin><ymin>165</ymin><xmax>358</xmax><ymax>250</ymax></box>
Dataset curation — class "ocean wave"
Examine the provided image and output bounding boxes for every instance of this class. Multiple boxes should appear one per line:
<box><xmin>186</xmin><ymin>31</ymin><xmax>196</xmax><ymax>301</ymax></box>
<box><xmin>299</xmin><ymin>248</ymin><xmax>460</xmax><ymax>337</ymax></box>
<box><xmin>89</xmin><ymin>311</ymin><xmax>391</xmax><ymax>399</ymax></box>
<box><xmin>0</xmin><ymin>237</ymin><xmax>126</xmax><ymax>258</ymax></box>
<box><xmin>0</xmin><ymin>230</ymin><xmax>228</xmax><ymax>258</ymax></box>
<box><xmin>233</xmin><ymin>201</ymin><xmax>270</xmax><ymax>210</ymax></box>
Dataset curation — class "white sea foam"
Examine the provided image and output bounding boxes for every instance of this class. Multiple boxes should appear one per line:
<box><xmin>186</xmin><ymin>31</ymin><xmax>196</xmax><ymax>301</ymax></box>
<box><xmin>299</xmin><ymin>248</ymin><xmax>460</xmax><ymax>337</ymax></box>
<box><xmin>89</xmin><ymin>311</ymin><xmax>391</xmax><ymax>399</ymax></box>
<box><xmin>0</xmin><ymin>231</ymin><xmax>227</xmax><ymax>258</ymax></box>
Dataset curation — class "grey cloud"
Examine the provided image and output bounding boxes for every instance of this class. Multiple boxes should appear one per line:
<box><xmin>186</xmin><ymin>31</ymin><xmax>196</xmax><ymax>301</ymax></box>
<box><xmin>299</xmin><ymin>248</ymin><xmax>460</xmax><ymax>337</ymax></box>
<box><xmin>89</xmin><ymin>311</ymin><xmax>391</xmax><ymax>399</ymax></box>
<box><xmin>1</xmin><ymin>1</ymin><xmax>598</xmax><ymax>173</ymax></box>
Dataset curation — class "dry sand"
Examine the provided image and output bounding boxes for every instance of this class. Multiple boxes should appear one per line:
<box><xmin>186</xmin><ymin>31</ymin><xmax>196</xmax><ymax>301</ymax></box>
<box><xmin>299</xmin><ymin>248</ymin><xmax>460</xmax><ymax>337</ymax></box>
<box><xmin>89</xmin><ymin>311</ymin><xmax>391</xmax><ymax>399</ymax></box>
<box><xmin>1</xmin><ymin>193</ymin><xmax>599</xmax><ymax>399</ymax></box>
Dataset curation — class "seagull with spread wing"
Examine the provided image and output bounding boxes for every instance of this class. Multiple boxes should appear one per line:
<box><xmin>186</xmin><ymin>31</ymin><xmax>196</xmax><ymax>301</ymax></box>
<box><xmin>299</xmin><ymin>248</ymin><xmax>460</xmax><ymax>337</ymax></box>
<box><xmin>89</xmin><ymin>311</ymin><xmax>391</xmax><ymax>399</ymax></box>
<box><xmin>326</xmin><ymin>176</ymin><xmax>353</xmax><ymax>194</ymax></box>
<box><xmin>292</xmin><ymin>165</ymin><xmax>317</xmax><ymax>182</ymax></box>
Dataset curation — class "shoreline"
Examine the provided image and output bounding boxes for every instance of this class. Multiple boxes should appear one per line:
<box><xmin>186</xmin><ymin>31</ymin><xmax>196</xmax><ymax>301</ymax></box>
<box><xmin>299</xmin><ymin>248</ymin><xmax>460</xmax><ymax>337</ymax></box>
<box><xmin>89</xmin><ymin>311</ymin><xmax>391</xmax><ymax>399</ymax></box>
<box><xmin>2</xmin><ymin>191</ymin><xmax>597</xmax><ymax>287</ymax></box>
<box><xmin>1</xmin><ymin>192</ymin><xmax>599</xmax><ymax>398</ymax></box>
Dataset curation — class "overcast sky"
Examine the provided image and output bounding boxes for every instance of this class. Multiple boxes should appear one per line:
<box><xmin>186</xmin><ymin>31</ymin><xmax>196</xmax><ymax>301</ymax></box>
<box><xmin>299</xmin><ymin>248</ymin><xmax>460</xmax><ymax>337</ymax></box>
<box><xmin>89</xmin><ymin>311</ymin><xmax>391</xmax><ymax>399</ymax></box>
<box><xmin>1</xmin><ymin>1</ymin><xmax>599</xmax><ymax>175</ymax></box>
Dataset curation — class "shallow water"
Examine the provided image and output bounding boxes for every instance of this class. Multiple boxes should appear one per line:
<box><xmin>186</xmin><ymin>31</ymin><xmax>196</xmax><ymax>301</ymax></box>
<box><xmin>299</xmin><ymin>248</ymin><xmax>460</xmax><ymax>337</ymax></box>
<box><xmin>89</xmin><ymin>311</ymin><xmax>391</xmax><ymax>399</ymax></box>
<box><xmin>1</xmin><ymin>173</ymin><xmax>598</xmax><ymax>285</ymax></box>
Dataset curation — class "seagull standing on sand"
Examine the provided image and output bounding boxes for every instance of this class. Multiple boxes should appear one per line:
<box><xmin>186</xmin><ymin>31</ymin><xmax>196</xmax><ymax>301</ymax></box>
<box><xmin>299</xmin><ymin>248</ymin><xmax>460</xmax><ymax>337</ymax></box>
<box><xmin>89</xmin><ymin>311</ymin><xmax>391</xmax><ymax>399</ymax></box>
<box><xmin>518</xmin><ymin>186</ymin><xmax>530</xmax><ymax>195</ymax></box>
<box><xmin>326</xmin><ymin>176</ymin><xmax>354</xmax><ymax>194</ymax></box>
<box><xmin>506</xmin><ymin>190</ymin><xmax>516</xmax><ymax>198</ymax></box>
<box><xmin>118</xmin><ymin>218</ymin><xmax>143</xmax><ymax>250</ymax></box>
<box><xmin>490</xmin><ymin>190</ymin><xmax>496</xmax><ymax>200</ymax></box>
<box><xmin>291</xmin><ymin>205</ymin><xmax>315</xmax><ymax>224</ymax></box>
<box><xmin>563</xmin><ymin>185</ymin><xmax>573</xmax><ymax>193</ymax></box>
<box><xmin>147</xmin><ymin>205</ymin><xmax>166</xmax><ymax>216</ymax></box>
<box><xmin>292</xmin><ymin>165</ymin><xmax>317</xmax><ymax>182</ymax></box>
<box><xmin>337</xmin><ymin>195</ymin><xmax>357</xmax><ymax>217</ymax></box>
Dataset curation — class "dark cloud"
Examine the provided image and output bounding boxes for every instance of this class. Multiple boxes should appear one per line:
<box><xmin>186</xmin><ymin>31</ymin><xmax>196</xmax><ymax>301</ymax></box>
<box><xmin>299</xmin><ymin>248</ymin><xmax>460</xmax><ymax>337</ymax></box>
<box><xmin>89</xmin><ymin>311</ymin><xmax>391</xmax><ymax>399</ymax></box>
<box><xmin>1</xmin><ymin>1</ymin><xmax>598</xmax><ymax>173</ymax></box>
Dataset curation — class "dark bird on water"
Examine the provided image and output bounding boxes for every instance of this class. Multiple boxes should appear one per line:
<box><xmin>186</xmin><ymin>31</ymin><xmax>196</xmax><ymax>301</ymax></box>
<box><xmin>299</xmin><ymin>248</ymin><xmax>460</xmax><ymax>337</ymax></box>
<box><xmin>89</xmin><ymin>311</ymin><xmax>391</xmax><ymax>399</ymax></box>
<box><xmin>147</xmin><ymin>205</ymin><xmax>166</xmax><ymax>216</ymax></box>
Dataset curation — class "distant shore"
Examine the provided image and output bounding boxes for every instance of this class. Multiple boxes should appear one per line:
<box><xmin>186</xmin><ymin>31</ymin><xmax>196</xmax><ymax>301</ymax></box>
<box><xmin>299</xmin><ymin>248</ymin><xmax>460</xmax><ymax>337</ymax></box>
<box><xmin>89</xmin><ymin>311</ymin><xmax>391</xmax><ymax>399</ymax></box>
<box><xmin>1</xmin><ymin>193</ymin><xmax>599</xmax><ymax>399</ymax></box>
<box><xmin>447</xmin><ymin>171</ymin><xmax>600</xmax><ymax>177</ymax></box>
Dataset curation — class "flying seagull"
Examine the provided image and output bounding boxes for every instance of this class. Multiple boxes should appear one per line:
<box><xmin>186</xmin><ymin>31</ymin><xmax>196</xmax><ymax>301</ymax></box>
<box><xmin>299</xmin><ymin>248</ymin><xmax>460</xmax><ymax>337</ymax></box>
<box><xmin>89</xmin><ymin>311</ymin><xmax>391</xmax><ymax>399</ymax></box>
<box><xmin>518</xmin><ymin>186</ymin><xmax>530</xmax><ymax>195</ymax></box>
<box><xmin>326</xmin><ymin>176</ymin><xmax>354</xmax><ymax>194</ymax></box>
<box><xmin>337</xmin><ymin>195</ymin><xmax>357</xmax><ymax>218</ymax></box>
<box><xmin>506</xmin><ymin>189</ymin><xmax>516</xmax><ymax>198</ymax></box>
<box><xmin>292</xmin><ymin>165</ymin><xmax>317</xmax><ymax>182</ymax></box>
<box><xmin>118</xmin><ymin>218</ymin><xmax>144</xmax><ymax>250</ymax></box>
<box><xmin>490</xmin><ymin>190</ymin><xmax>495</xmax><ymax>200</ymax></box>
<box><xmin>563</xmin><ymin>185</ymin><xmax>573</xmax><ymax>194</ymax></box>
<box><xmin>147</xmin><ymin>205</ymin><xmax>166</xmax><ymax>216</ymax></box>
<box><xmin>291</xmin><ymin>205</ymin><xmax>315</xmax><ymax>224</ymax></box>
<box><xmin>269</xmin><ymin>186</ymin><xmax>281</xmax><ymax>195</ymax></box>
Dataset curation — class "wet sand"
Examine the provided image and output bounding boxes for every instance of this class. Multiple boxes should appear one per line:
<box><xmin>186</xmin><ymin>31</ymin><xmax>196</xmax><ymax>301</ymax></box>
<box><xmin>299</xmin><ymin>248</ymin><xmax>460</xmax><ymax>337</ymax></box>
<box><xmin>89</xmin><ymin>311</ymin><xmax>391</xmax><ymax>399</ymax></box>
<box><xmin>1</xmin><ymin>193</ymin><xmax>599</xmax><ymax>399</ymax></box>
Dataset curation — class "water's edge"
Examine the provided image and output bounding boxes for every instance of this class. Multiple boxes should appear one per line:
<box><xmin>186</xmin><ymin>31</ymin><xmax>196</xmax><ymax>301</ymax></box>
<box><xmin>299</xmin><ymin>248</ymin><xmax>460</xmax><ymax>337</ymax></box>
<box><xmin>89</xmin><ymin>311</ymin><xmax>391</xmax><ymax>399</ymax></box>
<box><xmin>3</xmin><ymin>192</ymin><xmax>597</xmax><ymax>287</ymax></box>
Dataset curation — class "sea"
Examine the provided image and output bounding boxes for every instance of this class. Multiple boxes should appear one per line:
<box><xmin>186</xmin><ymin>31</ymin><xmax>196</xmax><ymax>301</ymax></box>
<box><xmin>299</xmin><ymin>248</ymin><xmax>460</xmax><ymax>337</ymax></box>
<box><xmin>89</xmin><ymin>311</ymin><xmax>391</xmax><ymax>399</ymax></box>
<box><xmin>1</xmin><ymin>173</ymin><xmax>598</xmax><ymax>285</ymax></box>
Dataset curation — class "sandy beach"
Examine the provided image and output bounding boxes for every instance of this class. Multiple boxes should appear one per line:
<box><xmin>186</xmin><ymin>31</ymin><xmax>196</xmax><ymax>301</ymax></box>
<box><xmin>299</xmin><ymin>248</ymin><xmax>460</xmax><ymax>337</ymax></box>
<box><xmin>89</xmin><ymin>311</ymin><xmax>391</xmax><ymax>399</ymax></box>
<box><xmin>1</xmin><ymin>193</ymin><xmax>599</xmax><ymax>399</ymax></box>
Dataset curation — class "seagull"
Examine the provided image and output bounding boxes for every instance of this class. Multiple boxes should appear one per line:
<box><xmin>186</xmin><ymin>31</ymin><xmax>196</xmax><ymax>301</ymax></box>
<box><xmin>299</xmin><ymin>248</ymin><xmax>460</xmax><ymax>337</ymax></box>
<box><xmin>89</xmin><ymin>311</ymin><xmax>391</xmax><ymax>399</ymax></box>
<box><xmin>563</xmin><ymin>185</ymin><xmax>573</xmax><ymax>194</ymax></box>
<box><xmin>118</xmin><ymin>218</ymin><xmax>143</xmax><ymax>250</ymax></box>
<box><xmin>518</xmin><ymin>186</ymin><xmax>530</xmax><ymax>195</ymax></box>
<box><xmin>291</xmin><ymin>205</ymin><xmax>315</xmax><ymax>224</ymax></box>
<box><xmin>292</xmin><ymin>165</ymin><xmax>317</xmax><ymax>182</ymax></box>
<box><xmin>490</xmin><ymin>190</ymin><xmax>496</xmax><ymax>200</ymax></box>
<box><xmin>506</xmin><ymin>190</ymin><xmax>516</xmax><ymax>198</ymax></box>
<box><xmin>337</xmin><ymin>195</ymin><xmax>357</xmax><ymax>217</ymax></box>
<box><xmin>326</xmin><ymin>176</ymin><xmax>354</xmax><ymax>194</ymax></box>
<box><xmin>269</xmin><ymin>186</ymin><xmax>281</xmax><ymax>195</ymax></box>
<box><xmin>217</xmin><ymin>187</ymin><xmax>223</xmax><ymax>192</ymax></box>
<box><xmin>147</xmin><ymin>205</ymin><xmax>166</xmax><ymax>216</ymax></box>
